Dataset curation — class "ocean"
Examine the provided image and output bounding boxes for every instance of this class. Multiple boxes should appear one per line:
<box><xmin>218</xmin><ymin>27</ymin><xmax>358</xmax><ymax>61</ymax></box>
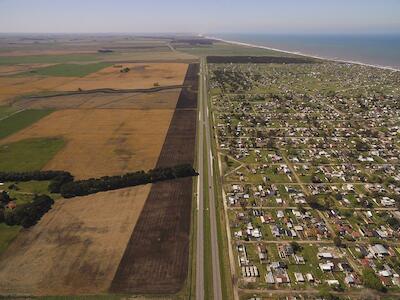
<box><xmin>212</xmin><ymin>33</ymin><xmax>400</xmax><ymax>70</ymax></box>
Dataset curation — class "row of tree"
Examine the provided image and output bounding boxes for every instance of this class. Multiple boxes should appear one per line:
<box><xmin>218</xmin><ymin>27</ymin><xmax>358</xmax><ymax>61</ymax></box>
<box><xmin>0</xmin><ymin>170</ymin><xmax>74</xmax><ymax>194</ymax></box>
<box><xmin>0</xmin><ymin>164</ymin><xmax>197</xmax><ymax>200</ymax></box>
<box><xmin>60</xmin><ymin>164</ymin><xmax>198</xmax><ymax>198</ymax></box>
<box><xmin>1</xmin><ymin>195</ymin><xmax>54</xmax><ymax>228</ymax></box>
<box><xmin>0</xmin><ymin>170</ymin><xmax>72</xmax><ymax>182</ymax></box>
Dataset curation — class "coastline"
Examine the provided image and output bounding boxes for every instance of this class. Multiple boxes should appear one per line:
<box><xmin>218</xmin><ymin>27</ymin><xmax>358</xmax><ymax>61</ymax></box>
<box><xmin>205</xmin><ymin>35</ymin><xmax>400</xmax><ymax>72</ymax></box>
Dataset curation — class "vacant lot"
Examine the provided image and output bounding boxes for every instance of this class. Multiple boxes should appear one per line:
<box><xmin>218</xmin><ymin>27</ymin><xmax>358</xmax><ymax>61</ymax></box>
<box><xmin>0</xmin><ymin>138</ymin><xmax>64</xmax><ymax>171</ymax></box>
<box><xmin>0</xmin><ymin>184</ymin><xmax>151</xmax><ymax>296</ymax></box>
<box><xmin>54</xmin><ymin>63</ymin><xmax>189</xmax><ymax>91</ymax></box>
<box><xmin>1</xmin><ymin>109</ymin><xmax>174</xmax><ymax>179</ymax></box>
<box><xmin>15</xmin><ymin>88</ymin><xmax>182</xmax><ymax>110</ymax></box>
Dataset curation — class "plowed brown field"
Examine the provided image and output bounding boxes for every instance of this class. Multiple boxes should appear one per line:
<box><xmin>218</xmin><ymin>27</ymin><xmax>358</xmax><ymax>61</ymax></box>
<box><xmin>110</xmin><ymin>63</ymin><xmax>199</xmax><ymax>294</ymax></box>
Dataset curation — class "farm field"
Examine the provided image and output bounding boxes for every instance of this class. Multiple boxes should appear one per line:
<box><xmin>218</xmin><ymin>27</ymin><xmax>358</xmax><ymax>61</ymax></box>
<box><xmin>110</xmin><ymin>63</ymin><xmax>198</xmax><ymax>294</ymax></box>
<box><xmin>0</xmin><ymin>35</ymin><xmax>202</xmax><ymax>298</ymax></box>
<box><xmin>1</xmin><ymin>109</ymin><xmax>174</xmax><ymax>179</ymax></box>
<box><xmin>29</xmin><ymin>62</ymin><xmax>112</xmax><ymax>77</ymax></box>
<box><xmin>0</xmin><ymin>105</ymin><xmax>17</xmax><ymax>118</ymax></box>
<box><xmin>15</xmin><ymin>88</ymin><xmax>183</xmax><ymax>110</ymax></box>
<box><xmin>0</xmin><ymin>64</ymin><xmax>56</xmax><ymax>76</ymax></box>
<box><xmin>0</xmin><ymin>53</ymin><xmax>104</xmax><ymax>65</ymax></box>
<box><xmin>0</xmin><ymin>76</ymin><xmax>77</xmax><ymax>104</ymax></box>
<box><xmin>52</xmin><ymin>63</ymin><xmax>189</xmax><ymax>90</ymax></box>
<box><xmin>111</xmin><ymin>178</ymin><xmax>193</xmax><ymax>294</ymax></box>
<box><xmin>0</xmin><ymin>184</ymin><xmax>152</xmax><ymax>296</ymax></box>
<box><xmin>0</xmin><ymin>138</ymin><xmax>64</xmax><ymax>171</ymax></box>
<box><xmin>0</xmin><ymin>45</ymin><xmax>195</xmax><ymax>66</ymax></box>
<box><xmin>0</xmin><ymin>109</ymin><xmax>53</xmax><ymax>139</ymax></box>
<box><xmin>0</xmin><ymin>62</ymin><xmax>188</xmax><ymax>105</ymax></box>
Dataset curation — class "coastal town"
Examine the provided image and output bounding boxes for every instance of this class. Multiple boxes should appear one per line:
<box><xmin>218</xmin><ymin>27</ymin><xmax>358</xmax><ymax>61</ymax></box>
<box><xmin>208</xmin><ymin>58</ymin><xmax>400</xmax><ymax>298</ymax></box>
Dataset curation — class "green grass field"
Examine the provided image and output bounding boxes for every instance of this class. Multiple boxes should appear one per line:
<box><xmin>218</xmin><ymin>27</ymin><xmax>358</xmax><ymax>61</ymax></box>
<box><xmin>0</xmin><ymin>106</ymin><xmax>18</xmax><ymax>119</ymax></box>
<box><xmin>0</xmin><ymin>223</ymin><xmax>21</xmax><ymax>255</ymax></box>
<box><xmin>0</xmin><ymin>109</ymin><xmax>53</xmax><ymax>140</ymax></box>
<box><xmin>0</xmin><ymin>53</ymin><xmax>105</xmax><ymax>65</ymax></box>
<box><xmin>28</xmin><ymin>62</ymin><xmax>111</xmax><ymax>77</ymax></box>
<box><xmin>0</xmin><ymin>138</ymin><xmax>65</xmax><ymax>171</ymax></box>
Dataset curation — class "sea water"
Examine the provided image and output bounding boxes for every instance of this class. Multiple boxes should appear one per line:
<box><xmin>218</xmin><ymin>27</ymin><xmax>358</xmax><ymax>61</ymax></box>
<box><xmin>213</xmin><ymin>33</ymin><xmax>400</xmax><ymax>70</ymax></box>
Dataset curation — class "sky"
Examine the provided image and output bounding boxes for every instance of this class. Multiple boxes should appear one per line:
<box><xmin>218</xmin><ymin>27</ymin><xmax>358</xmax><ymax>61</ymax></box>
<box><xmin>0</xmin><ymin>0</ymin><xmax>399</xmax><ymax>34</ymax></box>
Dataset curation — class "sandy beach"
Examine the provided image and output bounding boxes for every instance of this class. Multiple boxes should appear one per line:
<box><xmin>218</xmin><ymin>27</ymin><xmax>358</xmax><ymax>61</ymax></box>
<box><xmin>206</xmin><ymin>35</ymin><xmax>400</xmax><ymax>72</ymax></box>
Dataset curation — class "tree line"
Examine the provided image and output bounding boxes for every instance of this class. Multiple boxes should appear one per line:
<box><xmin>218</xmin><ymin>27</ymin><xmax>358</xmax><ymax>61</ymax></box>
<box><xmin>0</xmin><ymin>164</ymin><xmax>197</xmax><ymax>228</ymax></box>
<box><xmin>0</xmin><ymin>170</ymin><xmax>73</xmax><ymax>182</ymax></box>
<box><xmin>59</xmin><ymin>164</ymin><xmax>198</xmax><ymax>198</ymax></box>
<box><xmin>0</xmin><ymin>164</ymin><xmax>197</xmax><ymax>198</ymax></box>
<box><xmin>0</xmin><ymin>170</ymin><xmax>74</xmax><ymax>193</ymax></box>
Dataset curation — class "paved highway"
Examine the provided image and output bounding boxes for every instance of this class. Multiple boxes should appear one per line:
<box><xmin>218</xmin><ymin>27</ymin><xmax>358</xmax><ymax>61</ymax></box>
<box><xmin>196</xmin><ymin>58</ymin><xmax>205</xmax><ymax>300</ymax></box>
<box><xmin>196</xmin><ymin>57</ymin><xmax>222</xmax><ymax>300</ymax></box>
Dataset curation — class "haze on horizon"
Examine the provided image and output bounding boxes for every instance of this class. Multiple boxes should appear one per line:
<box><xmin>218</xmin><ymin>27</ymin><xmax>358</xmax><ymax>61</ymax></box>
<box><xmin>0</xmin><ymin>0</ymin><xmax>399</xmax><ymax>35</ymax></box>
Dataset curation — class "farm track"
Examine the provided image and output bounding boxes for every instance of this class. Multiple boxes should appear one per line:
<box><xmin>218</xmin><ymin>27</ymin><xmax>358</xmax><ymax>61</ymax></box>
<box><xmin>110</xmin><ymin>63</ymin><xmax>199</xmax><ymax>294</ymax></box>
